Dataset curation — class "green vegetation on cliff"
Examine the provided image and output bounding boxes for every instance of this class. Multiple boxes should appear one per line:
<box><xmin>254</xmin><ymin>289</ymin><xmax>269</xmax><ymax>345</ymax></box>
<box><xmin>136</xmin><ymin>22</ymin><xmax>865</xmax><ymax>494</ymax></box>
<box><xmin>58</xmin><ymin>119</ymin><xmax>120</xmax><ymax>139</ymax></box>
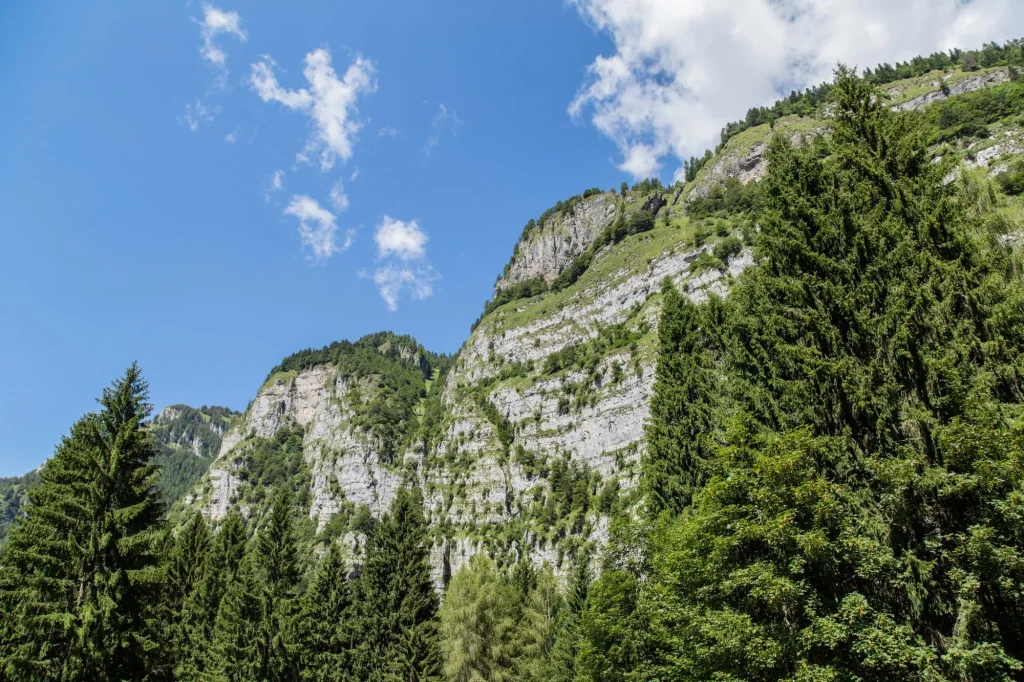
<box><xmin>580</xmin><ymin>66</ymin><xmax>1024</xmax><ymax>681</ymax></box>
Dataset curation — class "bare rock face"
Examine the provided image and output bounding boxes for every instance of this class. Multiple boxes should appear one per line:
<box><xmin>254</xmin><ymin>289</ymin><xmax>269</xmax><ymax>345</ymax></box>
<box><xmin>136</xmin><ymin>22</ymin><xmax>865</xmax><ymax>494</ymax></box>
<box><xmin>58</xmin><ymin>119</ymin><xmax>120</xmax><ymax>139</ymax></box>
<box><xmin>197</xmin><ymin>365</ymin><xmax>401</xmax><ymax>528</ymax></box>
<box><xmin>689</xmin><ymin>123</ymin><xmax>823</xmax><ymax>201</ymax></box>
<box><xmin>496</xmin><ymin>193</ymin><xmax>617</xmax><ymax>291</ymax></box>
<box><xmin>892</xmin><ymin>67</ymin><xmax>1010</xmax><ymax>112</ymax></box>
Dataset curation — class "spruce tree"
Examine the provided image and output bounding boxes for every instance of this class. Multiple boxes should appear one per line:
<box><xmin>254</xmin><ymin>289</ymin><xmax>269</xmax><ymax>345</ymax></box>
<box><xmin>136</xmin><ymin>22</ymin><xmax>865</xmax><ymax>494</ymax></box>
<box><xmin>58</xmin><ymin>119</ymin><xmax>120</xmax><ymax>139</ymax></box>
<box><xmin>627</xmin><ymin>67</ymin><xmax>1024</xmax><ymax>680</ymax></box>
<box><xmin>298</xmin><ymin>542</ymin><xmax>355</xmax><ymax>682</ymax></box>
<box><xmin>258</xmin><ymin>488</ymin><xmax>301</xmax><ymax>682</ymax></box>
<box><xmin>207</xmin><ymin>554</ymin><xmax>264</xmax><ymax>682</ymax></box>
<box><xmin>0</xmin><ymin>364</ymin><xmax>166</xmax><ymax>682</ymax></box>
<box><xmin>644</xmin><ymin>284</ymin><xmax>724</xmax><ymax>515</ymax></box>
<box><xmin>354</xmin><ymin>487</ymin><xmax>441</xmax><ymax>682</ymax></box>
<box><xmin>165</xmin><ymin>511</ymin><xmax>210</xmax><ymax>672</ymax></box>
<box><xmin>548</xmin><ymin>553</ymin><xmax>590</xmax><ymax>682</ymax></box>
<box><xmin>177</xmin><ymin>508</ymin><xmax>247</xmax><ymax>681</ymax></box>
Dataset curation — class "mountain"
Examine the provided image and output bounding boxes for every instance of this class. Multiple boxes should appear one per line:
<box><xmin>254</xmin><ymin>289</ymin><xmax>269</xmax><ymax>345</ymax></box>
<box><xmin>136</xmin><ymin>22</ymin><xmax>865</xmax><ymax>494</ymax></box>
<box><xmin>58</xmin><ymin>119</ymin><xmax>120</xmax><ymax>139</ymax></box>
<box><xmin>173</xmin><ymin>57</ymin><xmax>1024</xmax><ymax>587</ymax></box>
<box><xmin>0</xmin><ymin>403</ymin><xmax>238</xmax><ymax>544</ymax></box>
<box><xmin>4</xmin><ymin>39</ymin><xmax>1024</xmax><ymax>682</ymax></box>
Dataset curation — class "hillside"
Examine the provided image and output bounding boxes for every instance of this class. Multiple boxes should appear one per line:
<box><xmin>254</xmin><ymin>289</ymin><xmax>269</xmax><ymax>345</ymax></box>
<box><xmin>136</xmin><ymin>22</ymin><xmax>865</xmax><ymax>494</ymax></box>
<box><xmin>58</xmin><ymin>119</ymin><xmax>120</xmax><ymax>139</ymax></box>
<box><xmin>3</xmin><ymin>38</ymin><xmax>1024</xmax><ymax>682</ymax></box>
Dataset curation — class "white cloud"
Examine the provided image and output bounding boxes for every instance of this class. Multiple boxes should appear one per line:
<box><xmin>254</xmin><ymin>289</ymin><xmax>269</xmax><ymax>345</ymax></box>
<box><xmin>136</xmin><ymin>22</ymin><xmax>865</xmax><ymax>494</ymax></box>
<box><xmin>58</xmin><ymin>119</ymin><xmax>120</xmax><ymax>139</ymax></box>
<box><xmin>329</xmin><ymin>180</ymin><xmax>349</xmax><ymax>211</ymax></box>
<box><xmin>374</xmin><ymin>215</ymin><xmax>428</xmax><ymax>261</ymax></box>
<box><xmin>225</xmin><ymin>127</ymin><xmax>240</xmax><ymax>144</ymax></box>
<box><xmin>262</xmin><ymin>169</ymin><xmax>284</xmax><ymax>201</ymax></box>
<box><xmin>251</xmin><ymin>49</ymin><xmax>377</xmax><ymax>170</ymax></box>
<box><xmin>372</xmin><ymin>265</ymin><xmax>438</xmax><ymax>312</ymax></box>
<box><xmin>569</xmin><ymin>0</ymin><xmax>1024</xmax><ymax>179</ymax></box>
<box><xmin>368</xmin><ymin>215</ymin><xmax>436</xmax><ymax>309</ymax></box>
<box><xmin>198</xmin><ymin>4</ymin><xmax>247</xmax><ymax>86</ymax></box>
<box><xmin>422</xmin><ymin>103</ymin><xmax>463</xmax><ymax>156</ymax></box>
<box><xmin>378</xmin><ymin>126</ymin><xmax>400</xmax><ymax>137</ymax></box>
<box><xmin>179</xmin><ymin>100</ymin><xmax>219</xmax><ymax>131</ymax></box>
<box><xmin>350</xmin><ymin>168</ymin><xmax>360</xmax><ymax>181</ymax></box>
<box><xmin>283</xmin><ymin>194</ymin><xmax>353</xmax><ymax>261</ymax></box>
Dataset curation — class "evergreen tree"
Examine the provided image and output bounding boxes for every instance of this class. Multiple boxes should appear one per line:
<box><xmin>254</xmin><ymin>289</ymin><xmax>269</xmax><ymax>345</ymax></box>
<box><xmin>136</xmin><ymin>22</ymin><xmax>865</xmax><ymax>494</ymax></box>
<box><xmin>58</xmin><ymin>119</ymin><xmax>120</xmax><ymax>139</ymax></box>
<box><xmin>627</xmin><ymin>66</ymin><xmax>1024</xmax><ymax>680</ymax></box>
<box><xmin>258</xmin><ymin>488</ymin><xmax>301</xmax><ymax>682</ymax></box>
<box><xmin>298</xmin><ymin>542</ymin><xmax>355</xmax><ymax>682</ymax></box>
<box><xmin>177</xmin><ymin>508</ymin><xmax>246</xmax><ymax>681</ymax></box>
<box><xmin>644</xmin><ymin>284</ymin><xmax>724</xmax><ymax>515</ymax></box>
<box><xmin>548</xmin><ymin>553</ymin><xmax>590</xmax><ymax>682</ymax></box>
<box><xmin>0</xmin><ymin>364</ymin><xmax>166</xmax><ymax>682</ymax></box>
<box><xmin>354</xmin><ymin>487</ymin><xmax>441</xmax><ymax>682</ymax></box>
<box><xmin>165</xmin><ymin>511</ymin><xmax>211</xmax><ymax>674</ymax></box>
<box><xmin>207</xmin><ymin>554</ymin><xmax>264</xmax><ymax>682</ymax></box>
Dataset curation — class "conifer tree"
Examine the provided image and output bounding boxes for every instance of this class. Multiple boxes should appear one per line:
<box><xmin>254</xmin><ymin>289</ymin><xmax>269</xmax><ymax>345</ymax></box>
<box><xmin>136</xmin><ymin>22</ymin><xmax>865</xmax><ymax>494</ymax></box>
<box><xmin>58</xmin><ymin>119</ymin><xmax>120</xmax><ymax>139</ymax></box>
<box><xmin>548</xmin><ymin>553</ymin><xmax>590</xmax><ymax>682</ymax></box>
<box><xmin>354</xmin><ymin>487</ymin><xmax>441</xmax><ymax>682</ymax></box>
<box><xmin>512</xmin><ymin>563</ymin><xmax>560</xmax><ymax>682</ymax></box>
<box><xmin>165</xmin><ymin>511</ymin><xmax>211</xmax><ymax>674</ymax></box>
<box><xmin>628</xmin><ymin>66</ymin><xmax>1024</xmax><ymax>680</ymax></box>
<box><xmin>0</xmin><ymin>364</ymin><xmax>166</xmax><ymax>682</ymax></box>
<box><xmin>177</xmin><ymin>508</ymin><xmax>246</xmax><ymax>681</ymax></box>
<box><xmin>207</xmin><ymin>554</ymin><xmax>264</xmax><ymax>682</ymax></box>
<box><xmin>644</xmin><ymin>284</ymin><xmax>723</xmax><ymax>515</ymax></box>
<box><xmin>258</xmin><ymin>488</ymin><xmax>301</xmax><ymax>682</ymax></box>
<box><xmin>298</xmin><ymin>542</ymin><xmax>355</xmax><ymax>682</ymax></box>
<box><xmin>439</xmin><ymin>553</ymin><xmax>507</xmax><ymax>682</ymax></box>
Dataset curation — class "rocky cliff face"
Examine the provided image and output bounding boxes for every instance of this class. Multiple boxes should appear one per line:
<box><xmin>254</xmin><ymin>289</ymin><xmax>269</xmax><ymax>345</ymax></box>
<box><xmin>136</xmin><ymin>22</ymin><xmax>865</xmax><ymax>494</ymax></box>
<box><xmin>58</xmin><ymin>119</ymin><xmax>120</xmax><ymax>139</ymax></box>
<box><xmin>199</xmin><ymin>365</ymin><xmax>401</xmax><ymax>526</ymax></box>
<box><xmin>496</xmin><ymin>193</ymin><xmax>617</xmax><ymax>291</ymax></box>
<box><xmin>180</xmin><ymin>61</ymin><xmax>1022</xmax><ymax>586</ymax></box>
<box><xmin>187</xmin><ymin>183</ymin><xmax>753</xmax><ymax>585</ymax></box>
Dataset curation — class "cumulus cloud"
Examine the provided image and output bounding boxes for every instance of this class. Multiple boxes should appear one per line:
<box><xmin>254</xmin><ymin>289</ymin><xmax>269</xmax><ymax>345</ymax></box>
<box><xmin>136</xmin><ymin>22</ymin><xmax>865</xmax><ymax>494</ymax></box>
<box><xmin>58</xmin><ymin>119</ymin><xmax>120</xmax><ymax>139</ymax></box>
<box><xmin>198</xmin><ymin>4</ymin><xmax>247</xmax><ymax>86</ymax></box>
<box><xmin>423</xmin><ymin>103</ymin><xmax>463</xmax><ymax>156</ymax></box>
<box><xmin>179</xmin><ymin>100</ymin><xmax>219</xmax><ymax>131</ymax></box>
<box><xmin>283</xmin><ymin>194</ymin><xmax>353</xmax><ymax>261</ymax></box>
<box><xmin>374</xmin><ymin>216</ymin><xmax>428</xmax><ymax>261</ymax></box>
<box><xmin>368</xmin><ymin>216</ymin><xmax>436</xmax><ymax>310</ymax></box>
<box><xmin>372</xmin><ymin>265</ymin><xmax>438</xmax><ymax>312</ymax></box>
<box><xmin>251</xmin><ymin>49</ymin><xmax>377</xmax><ymax>170</ymax></box>
<box><xmin>329</xmin><ymin>180</ymin><xmax>349</xmax><ymax>211</ymax></box>
<box><xmin>569</xmin><ymin>0</ymin><xmax>1024</xmax><ymax>179</ymax></box>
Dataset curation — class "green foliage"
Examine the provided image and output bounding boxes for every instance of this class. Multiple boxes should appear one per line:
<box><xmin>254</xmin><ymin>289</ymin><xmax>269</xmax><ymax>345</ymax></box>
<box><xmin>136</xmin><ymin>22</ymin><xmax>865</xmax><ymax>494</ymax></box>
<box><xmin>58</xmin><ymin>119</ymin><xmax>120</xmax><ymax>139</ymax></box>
<box><xmin>596</xmin><ymin>65</ymin><xmax>1024</xmax><ymax>681</ymax></box>
<box><xmin>297</xmin><ymin>543</ymin><xmax>356</xmax><ymax>682</ymax></box>
<box><xmin>0</xmin><ymin>364</ymin><xmax>166</xmax><ymax>682</ymax></box>
<box><xmin>353</xmin><ymin>487</ymin><xmax>442</xmax><ymax>681</ymax></box>
<box><xmin>716</xmin><ymin>37</ymin><xmax>1024</xmax><ymax>151</ymax></box>
<box><xmin>0</xmin><ymin>471</ymin><xmax>39</xmax><ymax>545</ymax></box>
<box><xmin>922</xmin><ymin>80</ymin><xmax>1024</xmax><ymax>145</ymax></box>
<box><xmin>439</xmin><ymin>554</ymin><xmax>560</xmax><ymax>682</ymax></box>
<box><xmin>688</xmin><ymin>176</ymin><xmax>764</xmax><ymax>218</ymax></box>
<box><xmin>997</xmin><ymin>158</ymin><xmax>1024</xmax><ymax>195</ymax></box>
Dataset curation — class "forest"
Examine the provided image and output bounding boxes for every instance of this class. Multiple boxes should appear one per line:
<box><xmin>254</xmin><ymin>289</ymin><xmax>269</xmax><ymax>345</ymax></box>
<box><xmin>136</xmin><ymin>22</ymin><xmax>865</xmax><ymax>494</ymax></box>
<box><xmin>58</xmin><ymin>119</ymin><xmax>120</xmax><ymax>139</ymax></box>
<box><xmin>2</xmin><ymin>63</ymin><xmax>1024</xmax><ymax>682</ymax></box>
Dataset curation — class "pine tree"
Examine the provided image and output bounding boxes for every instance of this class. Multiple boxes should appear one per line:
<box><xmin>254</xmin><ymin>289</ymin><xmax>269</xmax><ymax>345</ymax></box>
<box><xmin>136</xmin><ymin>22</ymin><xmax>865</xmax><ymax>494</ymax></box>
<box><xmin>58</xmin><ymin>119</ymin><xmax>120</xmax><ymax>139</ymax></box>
<box><xmin>0</xmin><ymin>364</ymin><xmax>166</xmax><ymax>682</ymax></box>
<box><xmin>354</xmin><ymin>487</ymin><xmax>441</xmax><ymax>682</ymax></box>
<box><xmin>298</xmin><ymin>542</ymin><xmax>355</xmax><ymax>682</ymax></box>
<box><xmin>177</xmin><ymin>508</ymin><xmax>247</xmax><ymax>681</ymax></box>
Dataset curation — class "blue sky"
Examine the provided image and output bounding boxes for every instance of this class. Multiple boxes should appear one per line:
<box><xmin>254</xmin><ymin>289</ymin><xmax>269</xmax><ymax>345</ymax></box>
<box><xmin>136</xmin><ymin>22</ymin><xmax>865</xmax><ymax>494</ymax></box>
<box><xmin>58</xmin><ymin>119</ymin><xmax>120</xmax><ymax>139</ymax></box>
<box><xmin>2</xmin><ymin>0</ymin><xmax>1023</xmax><ymax>475</ymax></box>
